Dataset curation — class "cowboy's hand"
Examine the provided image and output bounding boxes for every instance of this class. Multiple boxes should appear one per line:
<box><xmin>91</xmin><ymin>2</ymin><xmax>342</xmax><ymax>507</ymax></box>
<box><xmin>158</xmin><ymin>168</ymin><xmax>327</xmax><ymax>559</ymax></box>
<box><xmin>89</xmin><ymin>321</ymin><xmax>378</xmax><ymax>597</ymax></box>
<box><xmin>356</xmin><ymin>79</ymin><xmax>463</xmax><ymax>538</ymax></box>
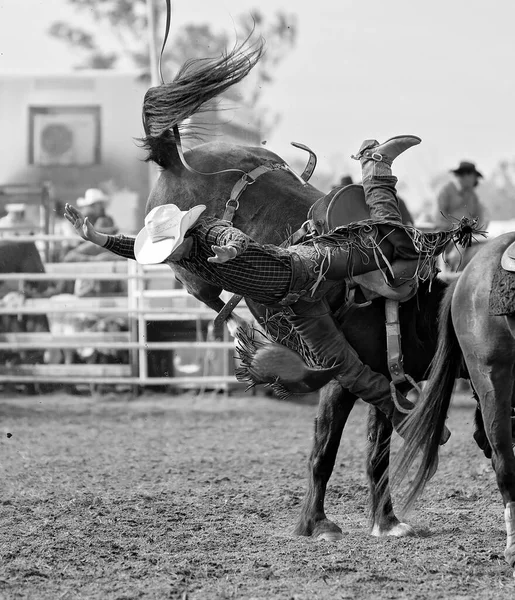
<box><xmin>208</xmin><ymin>245</ymin><xmax>238</xmax><ymax>263</ymax></box>
<box><xmin>64</xmin><ymin>203</ymin><xmax>105</xmax><ymax>246</ymax></box>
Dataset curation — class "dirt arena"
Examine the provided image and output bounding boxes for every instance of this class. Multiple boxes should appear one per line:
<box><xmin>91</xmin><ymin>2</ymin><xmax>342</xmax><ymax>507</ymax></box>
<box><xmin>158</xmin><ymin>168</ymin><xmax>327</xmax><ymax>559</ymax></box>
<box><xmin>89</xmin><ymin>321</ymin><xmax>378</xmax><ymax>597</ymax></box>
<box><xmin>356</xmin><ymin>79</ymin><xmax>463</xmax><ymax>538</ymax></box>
<box><xmin>1</xmin><ymin>388</ymin><xmax>514</xmax><ymax>599</ymax></box>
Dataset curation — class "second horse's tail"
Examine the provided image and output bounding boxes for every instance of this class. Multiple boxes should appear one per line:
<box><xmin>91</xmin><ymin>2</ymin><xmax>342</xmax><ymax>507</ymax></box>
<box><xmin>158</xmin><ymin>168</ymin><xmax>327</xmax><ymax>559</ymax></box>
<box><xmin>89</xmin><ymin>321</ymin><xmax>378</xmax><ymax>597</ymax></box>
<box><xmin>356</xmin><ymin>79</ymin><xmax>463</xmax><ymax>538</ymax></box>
<box><xmin>140</xmin><ymin>38</ymin><xmax>264</xmax><ymax>168</ymax></box>
<box><xmin>392</xmin><ymin>278</ymin><xmax>463</xmax><ymax>513</ymax></box>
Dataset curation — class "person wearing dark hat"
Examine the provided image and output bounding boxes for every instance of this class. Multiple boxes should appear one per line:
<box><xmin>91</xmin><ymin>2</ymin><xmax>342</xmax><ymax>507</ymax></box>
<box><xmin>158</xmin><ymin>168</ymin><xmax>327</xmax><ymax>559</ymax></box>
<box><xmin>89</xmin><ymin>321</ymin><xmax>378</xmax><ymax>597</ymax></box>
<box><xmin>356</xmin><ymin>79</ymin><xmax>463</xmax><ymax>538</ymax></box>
<box><xmin>434</xmin><ymin>161</ymin><xmax>486</xmax><ymax>229</ymax></box>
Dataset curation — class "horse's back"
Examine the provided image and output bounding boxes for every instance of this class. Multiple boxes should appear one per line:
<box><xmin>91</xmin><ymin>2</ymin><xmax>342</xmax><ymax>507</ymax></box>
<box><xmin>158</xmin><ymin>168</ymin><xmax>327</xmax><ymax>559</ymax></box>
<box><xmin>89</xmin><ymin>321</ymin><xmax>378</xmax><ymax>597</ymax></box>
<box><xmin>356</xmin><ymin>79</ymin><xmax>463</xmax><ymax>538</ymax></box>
<box><xmin>452</xmin><ymin>232</ymin><xmax>515</xmax><ymax>360</ymax></box>
<box><xmin>456</xmin><ymin>232</ymin><xmax>515</xmax><ymax>295</ymax></box>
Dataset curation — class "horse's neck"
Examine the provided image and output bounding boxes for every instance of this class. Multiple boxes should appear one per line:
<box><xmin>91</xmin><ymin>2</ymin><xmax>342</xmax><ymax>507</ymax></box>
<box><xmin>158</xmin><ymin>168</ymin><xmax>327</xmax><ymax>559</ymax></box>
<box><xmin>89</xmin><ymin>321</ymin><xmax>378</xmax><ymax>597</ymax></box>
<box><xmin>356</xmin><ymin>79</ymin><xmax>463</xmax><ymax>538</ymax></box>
<box><xmin>233</xmin><ymin>207</ymin><xmax>308</xmax><ymax>246</ymax></box>
<box><xmin>151</xmin><ymin>142</ymin><xmax>322</xmax><ymax>245</ymax></box>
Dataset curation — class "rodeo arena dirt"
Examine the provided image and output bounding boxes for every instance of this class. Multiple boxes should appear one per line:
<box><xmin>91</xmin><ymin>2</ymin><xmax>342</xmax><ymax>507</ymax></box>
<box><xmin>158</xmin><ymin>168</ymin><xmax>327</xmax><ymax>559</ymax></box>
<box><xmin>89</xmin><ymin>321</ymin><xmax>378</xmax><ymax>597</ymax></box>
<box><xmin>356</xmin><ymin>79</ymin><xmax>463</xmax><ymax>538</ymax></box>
<box><xmin>4</xmin><ymin>4</ymin><xmax>515</xmax><ymax>600</ymax></box>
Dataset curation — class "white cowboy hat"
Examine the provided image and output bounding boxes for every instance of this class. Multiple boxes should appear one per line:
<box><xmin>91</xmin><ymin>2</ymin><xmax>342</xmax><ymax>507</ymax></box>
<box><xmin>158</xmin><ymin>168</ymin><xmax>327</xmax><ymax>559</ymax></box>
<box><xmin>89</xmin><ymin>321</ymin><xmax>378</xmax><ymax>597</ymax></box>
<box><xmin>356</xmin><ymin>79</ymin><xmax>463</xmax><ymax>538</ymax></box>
<box><xmin>77</xmin><ymin>188</ymin><xmax>110</xmax><ymax>208</ymax></box>
<box><xmin>134</xmin><ymin>204</ymin><xmax>207</xmax><ymax>265</ymax></box>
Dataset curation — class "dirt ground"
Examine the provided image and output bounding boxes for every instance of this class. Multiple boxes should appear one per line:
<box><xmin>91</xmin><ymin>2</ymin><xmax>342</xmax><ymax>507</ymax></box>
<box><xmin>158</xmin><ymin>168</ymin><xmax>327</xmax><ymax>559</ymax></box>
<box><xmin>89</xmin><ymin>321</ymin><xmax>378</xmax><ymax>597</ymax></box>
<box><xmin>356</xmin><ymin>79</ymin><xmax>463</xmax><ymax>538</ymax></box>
<box><xmin>0</xmin><ymin>387</ymin><xmax>514</xmax><ymax>600</ymax></box>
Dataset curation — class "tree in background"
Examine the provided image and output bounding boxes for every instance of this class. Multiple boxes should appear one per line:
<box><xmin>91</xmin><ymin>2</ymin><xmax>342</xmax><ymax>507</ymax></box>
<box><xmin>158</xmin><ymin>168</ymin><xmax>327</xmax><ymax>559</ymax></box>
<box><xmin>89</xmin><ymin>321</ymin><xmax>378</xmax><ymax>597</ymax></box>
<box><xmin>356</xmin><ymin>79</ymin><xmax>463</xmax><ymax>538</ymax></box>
<box><xmin>48</xmin><ymin>0</ymin><xmax>297</xmax><ymax>135</ymax></box>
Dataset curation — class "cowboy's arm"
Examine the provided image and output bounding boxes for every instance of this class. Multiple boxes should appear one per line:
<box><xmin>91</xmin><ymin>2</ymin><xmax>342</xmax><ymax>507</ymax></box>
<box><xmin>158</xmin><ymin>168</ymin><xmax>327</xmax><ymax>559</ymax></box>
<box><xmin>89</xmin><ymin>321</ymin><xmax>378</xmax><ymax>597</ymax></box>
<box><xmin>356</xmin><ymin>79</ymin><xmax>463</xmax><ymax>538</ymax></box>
<box><xmin>65</xmin><ymin>203</ymin><xmax>136</xmax><ymax>260</ymax></box>
<box><xmin>198</xmin><ymin>222</ymin><xmax>252</xmax><ymax>264</ymax></box>
<box><xmin>103</xmin><ymin>234</ymin><xmax>136</xmax><ymax>260</ymax></box>
<box><xmin>212</xmin><ymin>224</ymin><xmax>250</xmax><ymax>255</ymax></box>
<box><xmin>207</xmin><ymin>224</ymin><xmax>251</xmax><ymax>263</ymax></box>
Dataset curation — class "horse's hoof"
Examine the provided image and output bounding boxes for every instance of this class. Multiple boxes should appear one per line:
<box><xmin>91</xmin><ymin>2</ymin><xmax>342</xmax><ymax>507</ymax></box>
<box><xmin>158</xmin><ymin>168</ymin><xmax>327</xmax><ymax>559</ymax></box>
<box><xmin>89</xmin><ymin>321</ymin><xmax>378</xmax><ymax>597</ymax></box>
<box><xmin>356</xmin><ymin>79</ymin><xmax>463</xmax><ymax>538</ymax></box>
<box><xmin>314</xmin><ymin>519</ymin><xmax>343</xmax><ymax>541</ymax></box>
<box><xmin>317</xmin><ymin>530</ymin><xmax>343</xmax><ymax>542</ymax></box>
<box><xmin>371</xmin><ymin>522</ymin><xmax>417</xmax><ymax>538</ymax></box>
<box><xmin>504</xmin><ymin>546</ymin><xmax>515</xmax><ymax>569</ymax></box>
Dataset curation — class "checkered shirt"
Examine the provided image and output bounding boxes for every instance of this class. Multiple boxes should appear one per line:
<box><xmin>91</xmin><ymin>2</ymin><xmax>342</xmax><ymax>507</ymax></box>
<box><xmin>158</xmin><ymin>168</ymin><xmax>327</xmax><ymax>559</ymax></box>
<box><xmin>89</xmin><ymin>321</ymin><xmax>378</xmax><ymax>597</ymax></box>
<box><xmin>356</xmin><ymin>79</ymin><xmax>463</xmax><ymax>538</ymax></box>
<box><xmin>103</xmin><ymin>218</ymin><xmax>293</xmax><ymax>305</ymax></box>
<box><xmin>177</xmin><ymin>219</ymin><xmax>292</xmax><ymax>304</ymax></box>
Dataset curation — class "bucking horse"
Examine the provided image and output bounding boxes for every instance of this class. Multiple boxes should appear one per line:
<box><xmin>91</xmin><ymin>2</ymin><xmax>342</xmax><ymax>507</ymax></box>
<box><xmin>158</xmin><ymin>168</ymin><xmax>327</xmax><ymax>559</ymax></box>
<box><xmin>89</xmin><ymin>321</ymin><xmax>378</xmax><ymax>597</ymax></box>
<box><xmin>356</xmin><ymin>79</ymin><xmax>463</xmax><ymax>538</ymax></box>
<box><xmin>136</xmin><ymin>38</ymin><xmax>451</xmax><ymax>541</ymax></box>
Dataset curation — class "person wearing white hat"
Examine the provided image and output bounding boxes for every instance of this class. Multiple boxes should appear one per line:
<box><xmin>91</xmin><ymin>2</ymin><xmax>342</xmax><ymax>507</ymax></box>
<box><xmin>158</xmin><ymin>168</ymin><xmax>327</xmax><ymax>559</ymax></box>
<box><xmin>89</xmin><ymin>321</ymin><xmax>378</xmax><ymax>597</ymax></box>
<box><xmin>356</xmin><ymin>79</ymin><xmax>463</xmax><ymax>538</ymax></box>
<box><xmin>0</xmin><ymin>203</ymin><xmax>37</xmax><ymax>236</ymax></box>
<box><xmin>75</xmin><ymin>188</ymin><xmax>117</xmax><ymax>233</ymax></box>
<box><xmin>63</xmin><ymin>134</ymin><xmax>475</xmax><ymax>442</ymax></box>
<box><xmin>76</xmin><ymin>188</ymin><xmax>110</xmax><ymax>208</ymax></box>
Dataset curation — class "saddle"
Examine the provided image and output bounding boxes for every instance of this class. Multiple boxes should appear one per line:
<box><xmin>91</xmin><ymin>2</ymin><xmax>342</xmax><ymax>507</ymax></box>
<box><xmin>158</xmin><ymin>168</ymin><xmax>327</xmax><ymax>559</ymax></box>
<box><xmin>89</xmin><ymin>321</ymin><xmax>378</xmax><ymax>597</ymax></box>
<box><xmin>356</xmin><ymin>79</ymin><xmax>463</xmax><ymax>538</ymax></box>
<box><xmin>308</xmin><ymin>184</ymin><xmax>420</xmax><ymax>303</ymax></box>
<box><xmin>501</xmin><ymin>241</ymin><xmax>515</xmax><ymax>272</ymax></box>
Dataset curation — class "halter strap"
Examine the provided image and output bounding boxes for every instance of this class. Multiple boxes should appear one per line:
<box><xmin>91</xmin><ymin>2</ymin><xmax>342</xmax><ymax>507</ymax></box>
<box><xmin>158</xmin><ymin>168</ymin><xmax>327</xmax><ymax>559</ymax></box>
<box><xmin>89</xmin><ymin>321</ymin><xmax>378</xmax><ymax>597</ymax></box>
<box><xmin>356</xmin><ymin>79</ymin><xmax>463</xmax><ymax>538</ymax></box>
<box><xmin>173</xmin><ymin>126</ymin><xmax>248</xmax><ymax>177</ymax></box>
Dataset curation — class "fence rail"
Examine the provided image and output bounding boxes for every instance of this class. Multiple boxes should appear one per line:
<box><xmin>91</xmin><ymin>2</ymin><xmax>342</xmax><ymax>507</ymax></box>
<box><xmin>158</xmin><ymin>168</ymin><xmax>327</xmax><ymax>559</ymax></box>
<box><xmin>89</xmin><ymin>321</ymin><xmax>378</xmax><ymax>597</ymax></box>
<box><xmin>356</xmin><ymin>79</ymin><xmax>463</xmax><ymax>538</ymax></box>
<box><xmin>0</xmin><ymin>247</ymin><xmax>247</xmax><ymax>389</ymax></box>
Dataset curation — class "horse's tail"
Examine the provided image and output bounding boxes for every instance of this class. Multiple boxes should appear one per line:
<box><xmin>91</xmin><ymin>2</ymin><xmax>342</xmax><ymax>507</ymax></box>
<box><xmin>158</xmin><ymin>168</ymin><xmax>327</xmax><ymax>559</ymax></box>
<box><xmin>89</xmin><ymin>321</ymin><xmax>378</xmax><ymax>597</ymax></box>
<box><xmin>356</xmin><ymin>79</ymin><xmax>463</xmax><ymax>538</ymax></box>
<box><xmin>140</xmin><ymin>38</ymin><xmax>265</xmax><ymax>168</ymax></box>
<box><xmin>392</xmin><ymin>278</ymin><xmax>463</xmax><ymax>513</ymax></box>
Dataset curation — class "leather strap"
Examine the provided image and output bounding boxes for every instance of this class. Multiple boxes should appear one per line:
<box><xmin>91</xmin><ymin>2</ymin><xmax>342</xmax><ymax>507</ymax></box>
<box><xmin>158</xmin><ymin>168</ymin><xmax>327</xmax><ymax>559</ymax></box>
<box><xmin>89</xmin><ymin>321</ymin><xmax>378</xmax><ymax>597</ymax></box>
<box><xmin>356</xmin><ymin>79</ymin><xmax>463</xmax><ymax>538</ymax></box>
<box><xmin>213</xmin><ymin>294</ymin><xmax>244</xmax><ymax>328</ymax></box>
<box><xmin>173</xmin><ymin>125</ymin><xmax>247</xmax><ymax>178</ymax></box>
<box><xmin>290</xmin><ymin>142</ymin><xmax>317</xmax><ymax>182</ymax></box>
<box><xmin>223</xmin><ymin>163</ymin><xmax>283</xmax><ymax>222</ymax></box>
<box><xmin>385</xmin><ymin>299</ymin><xmax>406</xmax><ymax>386</ymax></box>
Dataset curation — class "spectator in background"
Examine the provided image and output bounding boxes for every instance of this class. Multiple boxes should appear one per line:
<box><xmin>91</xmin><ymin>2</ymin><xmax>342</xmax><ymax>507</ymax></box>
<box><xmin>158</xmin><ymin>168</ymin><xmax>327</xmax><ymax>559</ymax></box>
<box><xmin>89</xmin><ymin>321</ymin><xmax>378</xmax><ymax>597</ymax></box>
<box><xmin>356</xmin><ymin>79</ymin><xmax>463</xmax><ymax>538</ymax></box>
<box><xmin>337</xmin><ymin>174</ymin><xmax>354</xmax><ymax>187</ymax></box>
<box><xmin>63</xmin><ymin>217</ymin><xmax>120</xmax><ymax>264</ymax></box>
<box><xmin>77</xmin><ymin>188</ymin><xmax>117</xmax><ymax>232</ymax></box>
<box><xmin>434</xmin><ymin>161</ymin><xmax>487</xmax><ymax>229</ymax></box>
<box><xmin>0</xmin><ymin>203</ymin><xmax>37</xmax><ymax>237</ymax></box>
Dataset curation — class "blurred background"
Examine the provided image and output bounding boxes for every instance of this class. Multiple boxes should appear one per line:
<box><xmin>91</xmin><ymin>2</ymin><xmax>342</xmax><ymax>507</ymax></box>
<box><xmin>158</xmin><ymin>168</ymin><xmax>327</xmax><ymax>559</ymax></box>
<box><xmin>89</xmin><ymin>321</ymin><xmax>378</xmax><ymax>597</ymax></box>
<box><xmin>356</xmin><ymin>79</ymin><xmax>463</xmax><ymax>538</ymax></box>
<box><xmin>1</xmin><ymin>0</ymin><xmax>515</xmax><ymax>232</ymax></box>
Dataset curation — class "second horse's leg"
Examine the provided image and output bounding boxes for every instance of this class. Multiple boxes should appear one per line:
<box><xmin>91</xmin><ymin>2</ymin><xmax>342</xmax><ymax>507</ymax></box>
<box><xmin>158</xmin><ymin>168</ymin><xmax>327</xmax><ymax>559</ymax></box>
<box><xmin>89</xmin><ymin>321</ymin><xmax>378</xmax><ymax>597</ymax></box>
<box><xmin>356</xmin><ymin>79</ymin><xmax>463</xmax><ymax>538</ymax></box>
<box><xmin>471</xmin><ymin>361</ymin><xmax>515</xmax><ymax>571</ymax></box>
<box><xmin>294</xmin><ymin>382</ymin><xmax>356</xmax><ymax>541</ymax></box>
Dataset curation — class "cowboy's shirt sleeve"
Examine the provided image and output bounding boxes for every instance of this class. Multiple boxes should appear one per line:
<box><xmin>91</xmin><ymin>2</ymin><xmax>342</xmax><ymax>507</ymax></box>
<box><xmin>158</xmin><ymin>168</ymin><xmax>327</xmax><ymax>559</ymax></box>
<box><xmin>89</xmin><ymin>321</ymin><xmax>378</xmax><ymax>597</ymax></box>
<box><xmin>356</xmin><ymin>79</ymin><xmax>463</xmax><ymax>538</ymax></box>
<box><xmin>103</xmin><ymin>234</ymin><xmax>137</xmax><ymax>260</ymax></box>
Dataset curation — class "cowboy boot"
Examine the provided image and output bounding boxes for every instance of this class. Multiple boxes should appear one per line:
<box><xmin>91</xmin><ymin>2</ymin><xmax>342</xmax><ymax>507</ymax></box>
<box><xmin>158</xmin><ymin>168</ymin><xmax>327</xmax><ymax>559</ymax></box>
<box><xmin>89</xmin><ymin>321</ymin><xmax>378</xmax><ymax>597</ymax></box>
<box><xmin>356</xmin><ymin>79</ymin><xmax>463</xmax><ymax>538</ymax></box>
<box><xmin>351</xmin><ymin>135</ymin><xmax>421</xmax><ymax>222</ymax></box>
<box><xmin>351</xmin><ymin>136</ymin><xmax>426</xmax><ymax>252</ymax></box>
<box><xmin>352</xmin><ymin>135</ymin><xmax>422</xmax><ymax>178</ymax></box>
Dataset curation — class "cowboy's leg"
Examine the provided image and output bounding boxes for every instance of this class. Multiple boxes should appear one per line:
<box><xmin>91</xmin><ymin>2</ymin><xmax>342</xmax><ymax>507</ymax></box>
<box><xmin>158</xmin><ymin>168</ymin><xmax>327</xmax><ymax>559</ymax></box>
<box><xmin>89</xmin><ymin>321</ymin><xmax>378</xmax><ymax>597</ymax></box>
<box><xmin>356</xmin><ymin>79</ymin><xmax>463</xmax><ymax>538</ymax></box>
<box><xmin>352</xmin><ymin>136</ymin><xmax>422</xmax><ymax>260</ymax></box>
<box><xmin>289</xmin><ymin>226</ymin><xmax>396</xmax><ymax>282</ymax></box>
<box><xmin>286</xmin><ymin>298</ymin><xmax>415</xmax><ymax>437</ymax></box>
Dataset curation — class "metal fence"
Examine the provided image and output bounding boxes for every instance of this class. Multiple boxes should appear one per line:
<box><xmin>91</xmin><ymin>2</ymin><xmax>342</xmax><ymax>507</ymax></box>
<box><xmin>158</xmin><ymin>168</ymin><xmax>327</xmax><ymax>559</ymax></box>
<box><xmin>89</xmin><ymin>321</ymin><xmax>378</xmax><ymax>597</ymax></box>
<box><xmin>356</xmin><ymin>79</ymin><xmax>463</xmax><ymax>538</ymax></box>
<box><xmin>0</xmin><ymin>235</ymin><xmax>248</xmax><ymax>389</ymax></box>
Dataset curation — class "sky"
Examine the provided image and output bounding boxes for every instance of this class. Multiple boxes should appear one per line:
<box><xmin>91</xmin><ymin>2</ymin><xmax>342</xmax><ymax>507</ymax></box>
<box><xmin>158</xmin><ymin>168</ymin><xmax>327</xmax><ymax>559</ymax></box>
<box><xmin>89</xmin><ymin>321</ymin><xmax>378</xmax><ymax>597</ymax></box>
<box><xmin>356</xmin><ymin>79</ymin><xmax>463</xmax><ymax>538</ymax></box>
<box><xmin>1</xmin><ymin>0</ymin><xmax>515</xmax><ymax>210</ymax></box>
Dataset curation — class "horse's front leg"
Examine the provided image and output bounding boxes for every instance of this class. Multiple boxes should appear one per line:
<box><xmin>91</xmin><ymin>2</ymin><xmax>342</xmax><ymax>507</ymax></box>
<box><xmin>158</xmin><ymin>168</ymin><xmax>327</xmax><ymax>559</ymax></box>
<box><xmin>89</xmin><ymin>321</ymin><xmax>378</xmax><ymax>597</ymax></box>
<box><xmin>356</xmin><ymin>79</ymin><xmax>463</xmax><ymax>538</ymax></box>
<box><xmin>367</xmin><ymin>407</ymin><xmax>416</xmax><ymax>537</ymax></box>
<box><xmin>294</xmin><ymin>382</ymin><xmax>355</xmax><ymax>541</ymax></box>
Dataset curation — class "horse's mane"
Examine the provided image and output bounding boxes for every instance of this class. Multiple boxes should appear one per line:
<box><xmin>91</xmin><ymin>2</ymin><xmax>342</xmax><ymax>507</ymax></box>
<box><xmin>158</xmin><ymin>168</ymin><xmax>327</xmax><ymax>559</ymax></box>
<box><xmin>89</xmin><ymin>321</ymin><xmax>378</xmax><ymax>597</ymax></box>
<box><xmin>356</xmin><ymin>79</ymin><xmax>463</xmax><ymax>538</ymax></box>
<box><xmin>139</xmin><ymin>38</ymin><xmax>265</xmax><ymax>168</ymax></box>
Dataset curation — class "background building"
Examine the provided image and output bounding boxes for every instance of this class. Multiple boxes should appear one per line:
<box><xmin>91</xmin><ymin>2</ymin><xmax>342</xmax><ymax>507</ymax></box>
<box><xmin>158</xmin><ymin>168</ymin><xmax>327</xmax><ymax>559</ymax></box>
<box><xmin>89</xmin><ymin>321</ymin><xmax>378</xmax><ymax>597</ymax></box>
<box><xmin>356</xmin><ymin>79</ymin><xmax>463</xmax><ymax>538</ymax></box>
<box><xmin>0</xmin><ymin>71</ymin><xmax>260</xmax><ymax>234</ymax></box>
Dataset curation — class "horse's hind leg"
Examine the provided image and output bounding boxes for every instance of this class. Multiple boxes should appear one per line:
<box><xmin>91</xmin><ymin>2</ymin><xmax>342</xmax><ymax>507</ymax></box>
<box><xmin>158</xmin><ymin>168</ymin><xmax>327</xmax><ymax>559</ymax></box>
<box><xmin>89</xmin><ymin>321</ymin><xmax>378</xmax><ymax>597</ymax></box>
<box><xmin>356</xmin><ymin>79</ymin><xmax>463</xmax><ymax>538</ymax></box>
<box><xmin>468</xmin><ymin>360</ymin><xmax>515</xmax><ymax>569</ymax></box>
<box><xmin>367</xmin><ymin>407</ymin><xmax>416</xmax><ymax>537</ymax></box>
<box><xmin>294</xmin><ymin>382</ymin><xmax>355</xmax><ymax>541</ymax></box>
